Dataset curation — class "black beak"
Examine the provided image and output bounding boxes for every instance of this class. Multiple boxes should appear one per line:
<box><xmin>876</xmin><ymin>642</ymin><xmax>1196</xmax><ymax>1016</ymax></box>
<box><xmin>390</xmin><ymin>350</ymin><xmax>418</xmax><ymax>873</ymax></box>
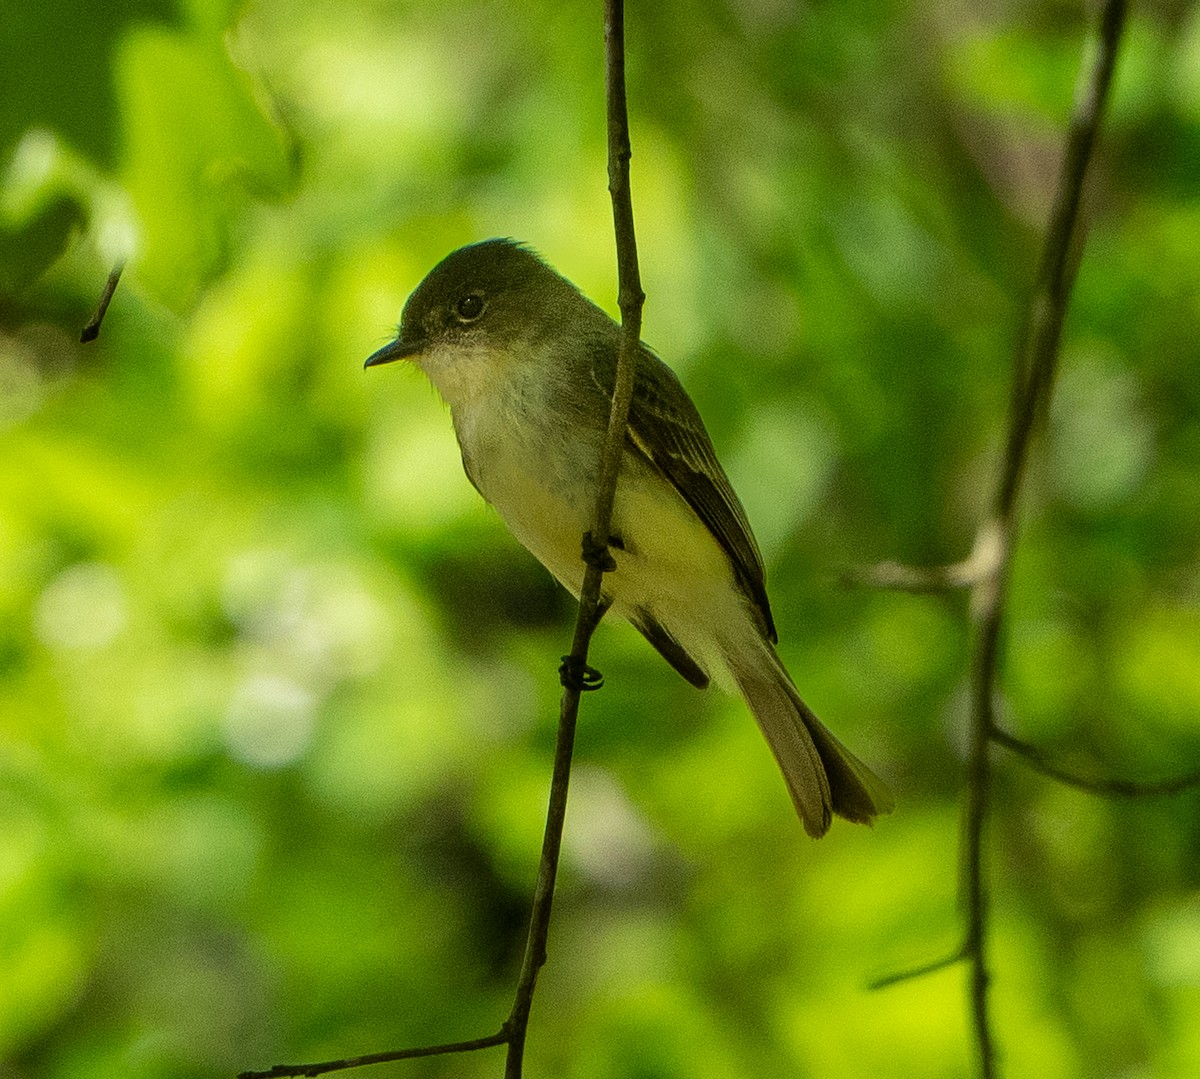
<box><xmin>364</xmin><ymin>337</ymin><xmax>422</xmax><ymax>369</ymax></box>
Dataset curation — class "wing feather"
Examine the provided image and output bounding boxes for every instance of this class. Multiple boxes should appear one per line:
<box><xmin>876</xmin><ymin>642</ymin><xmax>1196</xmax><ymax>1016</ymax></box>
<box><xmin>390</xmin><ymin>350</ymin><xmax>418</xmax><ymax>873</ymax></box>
<box><xmin>590</xmin><ymin>339</ymin><xmax>776</xmax><ymax>642</ymax></box>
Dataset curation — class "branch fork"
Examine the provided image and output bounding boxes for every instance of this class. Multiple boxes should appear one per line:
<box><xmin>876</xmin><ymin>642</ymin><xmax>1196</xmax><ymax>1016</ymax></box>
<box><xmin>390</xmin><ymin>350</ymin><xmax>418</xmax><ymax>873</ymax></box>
<box><xmin>857</xmin><ymin>8</ymin><xmax>1200</xmax><ymax>1079</ymax></box>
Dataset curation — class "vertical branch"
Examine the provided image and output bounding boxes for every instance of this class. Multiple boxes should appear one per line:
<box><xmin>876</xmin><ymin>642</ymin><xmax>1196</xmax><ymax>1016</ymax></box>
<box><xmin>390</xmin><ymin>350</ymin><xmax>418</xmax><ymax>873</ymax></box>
<box><xmin>502</xmin><ymin>3</ymin><xmax>643</xmax><ymax>1076</ymax></box>
<box><xmin>604</xmin><ymin>0</ymin><xmax>646</xmax><ymax>340</ymax></box>
<box><xmin>962</xmin><ymin>3</ymin><xmax>1127</xmax><ymax>1077</ymax></box>
<box><xmin>996</xmin><ymin>0</ymin><xmax>1128</xmax><ymax>520</ymax></box>
<box><xmin>242</xmin><ymin>7</ymin><xmax>644</xmax><ymax>1079</ymax></box>
<box><xmin>963</xmin><ymin>595</ymin><xmax>1001</xmax><ymax>1079</ymax></box>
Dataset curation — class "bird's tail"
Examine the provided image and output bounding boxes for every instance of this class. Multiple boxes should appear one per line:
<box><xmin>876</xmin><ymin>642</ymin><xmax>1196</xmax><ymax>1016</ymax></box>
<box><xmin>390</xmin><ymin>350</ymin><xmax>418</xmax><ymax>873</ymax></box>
<box><xmin>725</xmin><ymin>636</ymin><xmax>893</xmax><ymax>838</ymax></box>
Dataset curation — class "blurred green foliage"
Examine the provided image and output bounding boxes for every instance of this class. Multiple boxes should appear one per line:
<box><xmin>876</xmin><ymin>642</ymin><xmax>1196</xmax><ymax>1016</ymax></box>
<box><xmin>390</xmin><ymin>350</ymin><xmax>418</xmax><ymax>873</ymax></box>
<box><xmin>3</xmin><ymin>1</ymin><xmax>1200</xmax><ymax>1077</ymax></box>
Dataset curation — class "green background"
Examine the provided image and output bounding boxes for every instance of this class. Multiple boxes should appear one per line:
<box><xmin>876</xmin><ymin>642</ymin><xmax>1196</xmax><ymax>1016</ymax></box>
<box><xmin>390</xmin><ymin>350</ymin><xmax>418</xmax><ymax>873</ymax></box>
<box><xmin>3</xmin><ymin>1</ymin><xmax>1200</xmax><ymax>1076</ymax></box>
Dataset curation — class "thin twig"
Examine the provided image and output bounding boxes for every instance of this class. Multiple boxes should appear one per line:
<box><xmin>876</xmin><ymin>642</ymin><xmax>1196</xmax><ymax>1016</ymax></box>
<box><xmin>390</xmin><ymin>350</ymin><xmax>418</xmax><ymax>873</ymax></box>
<box><xmin>238</xmin><ymin>6</ymin><xmax>641</xmax><ymax>1079</ymax></box>
<box><xmin>237</xmin><ymin>1032</ymin><xmax>509</xmax><ymax>1079</ymax></box>
<box><xmin>845</xmin><ymin>521</ymin><xmax>1006</xmax><ymax>595</ymax></box>
<box><xmin>959</xmin><ymin>4</ymin><xmax>1127</xmax><ymax>1078</ymax></box>
<box><xmin>870</xmin><ymin>947</ymin><xmax>967</xmax><ymax>991</ymax></box>
<box><xmin>995</xmin><ymin>2</ymin><xmax>1127</xmax><ymax>522</ymax></box>
<box><xmin>843</xmin><ymin>559</ymin><xmax>981</xmax><ymax>593</ymax></box>
<box><xmin>80</xmin><ymin>261</ymin><xmax>125</xmax><ymax>343</ymax></box>
<box><xmin>991</xmin><ymin>726</ymin><xmax>1200</xmax><ymax>798</ymax></box>
<box><xmin>502</xmin><ymin>3</ymin><xmax>642</xmax><ymax>1075</ymax></box>
<box><xmin>964</xmin><ymin>575</ymin><xmax>1002</xmax><ymax>1079</ymax></box>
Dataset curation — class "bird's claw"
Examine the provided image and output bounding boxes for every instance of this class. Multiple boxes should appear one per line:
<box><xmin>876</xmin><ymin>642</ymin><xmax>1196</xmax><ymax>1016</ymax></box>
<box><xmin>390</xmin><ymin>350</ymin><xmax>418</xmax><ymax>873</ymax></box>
<box><xmin>581</xmin><ymin>531</ymin><xmax>617</xmax><ymax>572</ymax></box>
<box><xmin>559</xmin><ymin>655</ymin><xmax>604</xmax><ymax>692</ymax></box>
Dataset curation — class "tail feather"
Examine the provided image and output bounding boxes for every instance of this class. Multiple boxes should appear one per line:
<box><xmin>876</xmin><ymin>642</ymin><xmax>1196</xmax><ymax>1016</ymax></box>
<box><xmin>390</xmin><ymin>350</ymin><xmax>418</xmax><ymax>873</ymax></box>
<box><xmin>727</xmin><ymin>640</ymin><xmax>893</xmax><ymax>838</ymax></box>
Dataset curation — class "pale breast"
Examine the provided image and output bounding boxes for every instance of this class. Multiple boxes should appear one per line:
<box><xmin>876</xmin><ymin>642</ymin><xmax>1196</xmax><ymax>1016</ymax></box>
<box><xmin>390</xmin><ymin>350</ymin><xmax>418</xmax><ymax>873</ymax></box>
<box><xmin>446</xmin><ymin>355</ymin><xmax>742</xmax><ymax>678</ymax></box>
<box><xmin>452</xmin><ymin>384</ymin><xmax>600</xmax><ymax>596</ymax></box>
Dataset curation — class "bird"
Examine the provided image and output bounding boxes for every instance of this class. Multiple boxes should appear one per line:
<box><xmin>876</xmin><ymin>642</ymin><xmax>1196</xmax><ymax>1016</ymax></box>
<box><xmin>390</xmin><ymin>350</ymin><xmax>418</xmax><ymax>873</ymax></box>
<box><xmin>365</xmin><ymin>238</ymin><xmax>892</xmax><ymax>836</ymax></box>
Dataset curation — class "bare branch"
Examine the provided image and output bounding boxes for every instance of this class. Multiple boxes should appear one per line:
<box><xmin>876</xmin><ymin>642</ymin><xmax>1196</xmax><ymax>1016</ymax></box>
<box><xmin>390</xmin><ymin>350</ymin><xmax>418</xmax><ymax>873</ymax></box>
<box><xmin>995</xmin><ymin>0</ymin><xmax>1127</xmax><ymax>522</ymax></box>
<box><xmin>854</xmin><ymin>8</ymin><xmax>1134</xmax><ymax>1076</ymax></box>
<box><xmin>844</xmin><ymin>521</ymin><xmax>1006</xmax><ymax>595</ymax></box>
<box><xmin>80</xmin><ymin>261</ymin><xmax>125</xmax><ymax>343</ymax></box>
<box><xmin>237</xmin><ymin>1032</ymin><xmax>508</xmax><ymax>1079</ymax></box>
<box><xmin>501</xmin><ymin>4</ymin><xmax>642</xmax><ymax>1076</ymax></box>
<box><xmin>239</xmin><ymin>6</ymin><xmax>642</xmax><ymax>1079</ymax></box>
<box><xmin>959</xmin><ymin>4</ymin><xmax>1127</xmax><ymax>1077</ymax></box>
<box><xmin>991</xmin><ymin>726</ymin><xmax>1200</xmax><ymax>798</ymax></box>
<box><xmin>843</xmin><ymin>560</ymin><xmax>980</xmax><ymax>593</ymax></box>
<box><xmin>870</xmin><ymin>947</ymin><xmax>967</xmax><ymax>991</ymax></box>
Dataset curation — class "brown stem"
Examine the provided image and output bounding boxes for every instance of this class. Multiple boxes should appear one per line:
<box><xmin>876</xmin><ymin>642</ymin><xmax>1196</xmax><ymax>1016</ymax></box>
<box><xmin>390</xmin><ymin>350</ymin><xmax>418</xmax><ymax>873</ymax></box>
<box><xmin>80</xmin><ymin>261</ymin><xmax>125</xmax><ymax>343</ymax></box>
<box><xmin>237</xmin><ymin>1032</ymin><xmax>508</xmax><ymax>1079</ymax></box>
<box><xmin>238</xmin><ymin>5</ymin><xmax>642</xmax><ymax>1078</ymax></box>
<box><xmin>869</xmin><ymin>947</ymin><xmax>968</xmax><ymax>991</ymax></box>
<box><xmin>991</xmin><ymin>726</ymin><xmax>1200</xmax><ymax>798</ymax></box>
<box><xmin>960</xmin><ymin>4</ymin><xmax>1127</xmax><ymax>1077</ymax></box>
<box><xmin>501</xmin><ymin>2</ymin><xmax>643</xmax><ymax>1075</ymax></box>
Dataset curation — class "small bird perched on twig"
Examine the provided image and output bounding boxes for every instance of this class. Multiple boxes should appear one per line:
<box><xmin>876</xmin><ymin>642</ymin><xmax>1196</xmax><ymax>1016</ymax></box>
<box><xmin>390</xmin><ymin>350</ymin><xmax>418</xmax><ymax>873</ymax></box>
<box><xmin>366</xmin><ymin>239</ymin><xmax>892</xmax><ymax>837</ymax></box>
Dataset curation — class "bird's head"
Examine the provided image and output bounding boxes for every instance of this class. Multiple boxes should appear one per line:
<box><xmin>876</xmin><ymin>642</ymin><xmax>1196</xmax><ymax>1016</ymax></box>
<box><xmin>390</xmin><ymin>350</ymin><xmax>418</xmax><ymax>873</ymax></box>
<box><xmin>365</xmin><ymin>239</ymin><xmax>592</xmax><ymax>404</ymax></box>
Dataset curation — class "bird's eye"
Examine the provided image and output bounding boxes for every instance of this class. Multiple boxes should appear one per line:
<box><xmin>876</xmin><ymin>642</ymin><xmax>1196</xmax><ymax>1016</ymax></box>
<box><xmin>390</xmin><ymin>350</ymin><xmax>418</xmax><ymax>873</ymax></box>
<box><xmin>455</xmin><ymin>294</ymin><xmax>485</xmax><ymax>322</ymax></box>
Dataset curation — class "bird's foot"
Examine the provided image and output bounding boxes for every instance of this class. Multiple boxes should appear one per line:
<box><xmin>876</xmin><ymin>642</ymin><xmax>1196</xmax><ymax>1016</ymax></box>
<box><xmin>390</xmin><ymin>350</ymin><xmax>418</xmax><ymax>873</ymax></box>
<box><xmin>581</xmin><ymin>531</ymin><xmax>618</xmax><ymax>572</ymax></box>
<box><xmin>559</xmin><ymin>655</ymin><xmax>604</xmax><ymax>692</ymax></box>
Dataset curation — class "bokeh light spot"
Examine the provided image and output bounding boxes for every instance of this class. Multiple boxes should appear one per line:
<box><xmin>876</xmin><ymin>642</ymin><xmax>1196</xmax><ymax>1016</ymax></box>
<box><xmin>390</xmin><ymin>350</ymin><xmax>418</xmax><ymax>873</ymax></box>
<box><xmin>34</xmin><ymin>563</ymin><xmax>127</xmax><ymax>651</ymax></box>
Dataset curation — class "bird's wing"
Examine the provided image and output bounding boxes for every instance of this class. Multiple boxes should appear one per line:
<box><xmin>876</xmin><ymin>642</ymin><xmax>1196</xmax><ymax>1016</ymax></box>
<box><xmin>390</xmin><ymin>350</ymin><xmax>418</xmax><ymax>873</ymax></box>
<box><xmin>590</xmin><ymin>339</ymin><xmax>776</xmax><ymax>642</ymax></box>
